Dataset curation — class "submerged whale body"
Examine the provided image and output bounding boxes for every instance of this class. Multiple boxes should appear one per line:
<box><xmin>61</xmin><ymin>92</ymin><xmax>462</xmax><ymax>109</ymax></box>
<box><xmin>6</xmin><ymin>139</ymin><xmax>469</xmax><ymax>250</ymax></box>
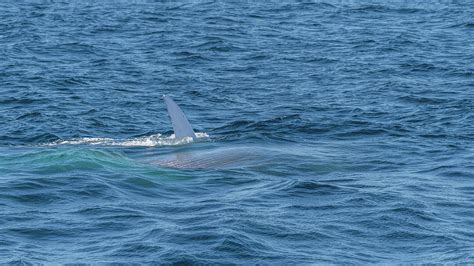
<box><xmin>151</xmin><ymin>146</ymin><xmax>266</xmax><ymax>169</ymax></box>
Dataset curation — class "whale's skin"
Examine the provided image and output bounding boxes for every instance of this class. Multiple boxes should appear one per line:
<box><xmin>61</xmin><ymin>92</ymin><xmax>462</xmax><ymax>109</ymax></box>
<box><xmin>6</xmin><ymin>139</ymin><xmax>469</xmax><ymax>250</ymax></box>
<box><xmin>150</xmin><ymin>146</ymin><xmax>266</xmax><ymax>169</ymax></box>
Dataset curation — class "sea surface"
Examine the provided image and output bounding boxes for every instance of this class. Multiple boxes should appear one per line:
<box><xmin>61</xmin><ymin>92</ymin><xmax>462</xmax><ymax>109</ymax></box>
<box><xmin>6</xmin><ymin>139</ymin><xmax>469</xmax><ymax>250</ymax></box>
<box><xmin>1</xmin><ymin>1</ymin><xmax>473</xmax><ymax>264</ymax></box>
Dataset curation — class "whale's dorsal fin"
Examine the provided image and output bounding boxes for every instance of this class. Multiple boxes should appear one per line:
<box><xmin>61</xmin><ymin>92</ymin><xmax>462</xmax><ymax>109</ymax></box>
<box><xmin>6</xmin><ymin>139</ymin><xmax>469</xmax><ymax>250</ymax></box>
<box><xmin>163</xmin><ymin>95</ymin><xmax>197</xmax><ymax>140</ymax></box>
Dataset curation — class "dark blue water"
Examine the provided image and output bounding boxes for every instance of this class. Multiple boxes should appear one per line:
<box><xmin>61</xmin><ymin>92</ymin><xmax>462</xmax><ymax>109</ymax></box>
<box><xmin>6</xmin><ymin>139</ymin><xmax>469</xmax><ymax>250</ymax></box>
<box><xmin>1</xmin><ymin>1</ymin><xmax>473</xmax><ymax>263</ymax></box>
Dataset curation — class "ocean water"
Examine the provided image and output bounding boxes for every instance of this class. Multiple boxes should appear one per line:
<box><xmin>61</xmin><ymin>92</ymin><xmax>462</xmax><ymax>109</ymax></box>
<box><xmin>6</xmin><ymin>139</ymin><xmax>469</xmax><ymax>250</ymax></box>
<box><xmin>1</xmin><ymin>0</ymin><xmax>473</xmax><ymax>263</ymax></box>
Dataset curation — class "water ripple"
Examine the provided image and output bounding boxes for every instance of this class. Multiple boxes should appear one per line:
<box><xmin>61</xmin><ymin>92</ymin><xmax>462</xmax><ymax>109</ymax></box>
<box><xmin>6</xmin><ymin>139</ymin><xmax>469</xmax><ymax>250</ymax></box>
<box><xmin>0</xmin><ymin>1</ymin><xmax>473</xmax><ymax>264</ymax></box>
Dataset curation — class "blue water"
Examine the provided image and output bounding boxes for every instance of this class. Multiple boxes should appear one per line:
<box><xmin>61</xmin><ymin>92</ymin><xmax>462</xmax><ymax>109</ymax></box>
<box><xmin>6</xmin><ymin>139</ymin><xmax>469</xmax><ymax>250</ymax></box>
<box><xmin>1</xmin><ymin>1</ymin><xmax>473</xmax><ymax>263</ymax></box>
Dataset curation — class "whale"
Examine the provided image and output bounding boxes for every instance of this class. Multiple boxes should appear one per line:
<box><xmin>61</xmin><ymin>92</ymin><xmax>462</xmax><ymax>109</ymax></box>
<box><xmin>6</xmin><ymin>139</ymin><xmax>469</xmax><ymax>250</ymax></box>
<box><xmin>151</xmin><ymin>95</ymin><xmax>270</xmax><ymax>169</ymax></box>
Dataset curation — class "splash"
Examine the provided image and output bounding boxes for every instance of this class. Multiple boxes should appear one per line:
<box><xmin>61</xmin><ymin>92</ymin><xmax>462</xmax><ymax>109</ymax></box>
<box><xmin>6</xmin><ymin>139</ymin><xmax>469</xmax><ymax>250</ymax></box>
<box><xmin>44</xmin><ymin>132</ymin><xmax>209</xmax><ymax>147</ymax></box>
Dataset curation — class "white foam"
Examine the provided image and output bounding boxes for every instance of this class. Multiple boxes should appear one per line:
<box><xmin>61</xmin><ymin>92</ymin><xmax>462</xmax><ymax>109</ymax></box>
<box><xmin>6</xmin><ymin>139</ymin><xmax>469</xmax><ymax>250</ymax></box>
<box><xmin>45</xmin><ymin>132</ymin><xmax>209</xmax><ymax>147</ymax></box>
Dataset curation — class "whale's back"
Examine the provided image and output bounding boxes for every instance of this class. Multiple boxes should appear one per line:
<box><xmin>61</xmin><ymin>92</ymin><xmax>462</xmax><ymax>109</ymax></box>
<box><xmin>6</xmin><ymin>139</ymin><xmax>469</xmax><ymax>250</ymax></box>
<box><xmin>151</xmin><ymin>147</ymin><xmax>264</xmax><ymax>169</ymax></box>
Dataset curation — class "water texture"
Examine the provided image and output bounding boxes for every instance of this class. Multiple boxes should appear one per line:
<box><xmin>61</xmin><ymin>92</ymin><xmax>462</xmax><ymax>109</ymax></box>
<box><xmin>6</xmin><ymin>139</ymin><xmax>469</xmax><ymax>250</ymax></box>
<box><xmin>1</xmin><ymin>1</ymin><xmax>473</xmax><ymax>264</ymax></box>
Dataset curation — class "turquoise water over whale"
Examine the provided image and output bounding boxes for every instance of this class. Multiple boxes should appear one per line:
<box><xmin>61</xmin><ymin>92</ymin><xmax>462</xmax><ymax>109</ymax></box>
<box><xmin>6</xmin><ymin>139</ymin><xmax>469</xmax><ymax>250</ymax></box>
<box><xmin>1</xmin><ymin>1</ymin><xmax>473</xmax><ymax>263</ymax></box>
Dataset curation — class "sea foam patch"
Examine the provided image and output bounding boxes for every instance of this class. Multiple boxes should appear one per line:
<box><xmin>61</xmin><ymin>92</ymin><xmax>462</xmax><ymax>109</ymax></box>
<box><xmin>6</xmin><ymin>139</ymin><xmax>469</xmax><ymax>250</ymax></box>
<box><xmin>44</xmin><ymin>132</ymin><xmax>209</xmax><ymax>147</ymax></box>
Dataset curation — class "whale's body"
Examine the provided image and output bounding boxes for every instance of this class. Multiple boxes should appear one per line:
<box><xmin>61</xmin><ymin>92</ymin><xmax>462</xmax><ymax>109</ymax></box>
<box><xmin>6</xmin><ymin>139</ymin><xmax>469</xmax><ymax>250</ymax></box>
<box><xmin>156</xmin><ymin>95</ymin><xmax>267</xmax><ymax>169</ymax></box>
<box><xmin>151</xmin><ymin>146</ymin><xmax>265</xmax><ymax>169</ymax></box>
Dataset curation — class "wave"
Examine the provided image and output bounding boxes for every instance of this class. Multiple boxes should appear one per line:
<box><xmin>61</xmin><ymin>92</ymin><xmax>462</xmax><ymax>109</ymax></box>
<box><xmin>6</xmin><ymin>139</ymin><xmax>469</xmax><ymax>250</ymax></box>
<box><xmin>43</xmin><ymin>132</ymin><xmax>209</xmax><ymax>147</ymax></box>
